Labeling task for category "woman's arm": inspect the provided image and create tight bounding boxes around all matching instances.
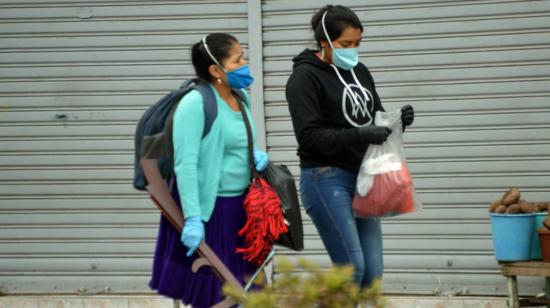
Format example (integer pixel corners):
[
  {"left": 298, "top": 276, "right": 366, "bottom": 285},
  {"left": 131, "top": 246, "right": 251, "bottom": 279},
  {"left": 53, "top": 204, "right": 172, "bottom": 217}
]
[
  {"left": 286, "top": 70, "right": 360, "bottom": 158},
  {"left": 172, "top": 90, "right": 204, "bottom": 219}
]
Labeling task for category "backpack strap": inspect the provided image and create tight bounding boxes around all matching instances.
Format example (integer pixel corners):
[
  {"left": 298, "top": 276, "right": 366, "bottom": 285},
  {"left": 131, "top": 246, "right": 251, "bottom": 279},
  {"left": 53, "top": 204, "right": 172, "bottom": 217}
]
[
  {"left": 179, "top": 78, "right": 201, "bottom": 90},
  {"left": 180, "top": 82, "right": 242, "bottom": 139},
  {"left": 195, "top": 82, "right": 218, "bottom": 139}
]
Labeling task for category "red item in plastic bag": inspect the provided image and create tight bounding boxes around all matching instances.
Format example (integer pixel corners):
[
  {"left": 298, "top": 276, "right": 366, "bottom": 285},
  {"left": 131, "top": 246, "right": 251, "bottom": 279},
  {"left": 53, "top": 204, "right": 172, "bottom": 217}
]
[{"left": 353, "top": 164, "right": 416, "bottom": 217}]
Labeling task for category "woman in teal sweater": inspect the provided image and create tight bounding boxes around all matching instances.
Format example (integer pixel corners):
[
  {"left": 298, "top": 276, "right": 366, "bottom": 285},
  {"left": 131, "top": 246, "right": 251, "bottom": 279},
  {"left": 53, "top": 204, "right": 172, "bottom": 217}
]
[{"left": 149, "top": 33, "right": 268, "bottom": 308}]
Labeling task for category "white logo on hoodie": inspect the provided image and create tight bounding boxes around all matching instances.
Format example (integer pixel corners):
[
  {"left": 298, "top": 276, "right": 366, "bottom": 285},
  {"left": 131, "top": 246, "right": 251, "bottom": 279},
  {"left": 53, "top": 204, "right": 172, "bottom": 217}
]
[
  {"left": 329, "top": 64, "right": 375, "bottom": 127},
  {"left": 342, "top": 83, "right": 374, "bottom": 127}
]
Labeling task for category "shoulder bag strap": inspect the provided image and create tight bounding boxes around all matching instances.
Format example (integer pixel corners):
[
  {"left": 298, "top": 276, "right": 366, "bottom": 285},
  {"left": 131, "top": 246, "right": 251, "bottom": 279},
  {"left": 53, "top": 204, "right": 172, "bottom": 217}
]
[{"left": 235, "top": 92, "right": 260, "bottom": 181}]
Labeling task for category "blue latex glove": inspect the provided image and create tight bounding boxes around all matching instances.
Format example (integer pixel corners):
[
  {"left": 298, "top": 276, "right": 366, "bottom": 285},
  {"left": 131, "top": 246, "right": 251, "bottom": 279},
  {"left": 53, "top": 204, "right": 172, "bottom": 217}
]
[
  {"left": 253, "top": 149, "right": 269, "bottom": 172},
  {"left": 181, "top": 216, "right": 204, "bottom": 257}
]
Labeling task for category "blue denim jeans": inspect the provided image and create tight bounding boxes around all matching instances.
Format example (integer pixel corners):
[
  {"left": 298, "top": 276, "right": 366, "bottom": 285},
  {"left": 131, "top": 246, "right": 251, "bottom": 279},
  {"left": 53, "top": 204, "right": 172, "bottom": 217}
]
[{"left": 300, "top": 166, "right": 383, "bottom": 288}]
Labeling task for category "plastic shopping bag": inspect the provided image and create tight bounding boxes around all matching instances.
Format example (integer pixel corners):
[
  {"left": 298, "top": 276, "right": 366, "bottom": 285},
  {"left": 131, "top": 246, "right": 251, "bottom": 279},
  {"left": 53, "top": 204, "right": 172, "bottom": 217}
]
[
  {"left": 262, "top": 163, "right": 304, "bottom": 251},
  {"left": 352, "top": 109, "right": 421, "bottom": 217}
]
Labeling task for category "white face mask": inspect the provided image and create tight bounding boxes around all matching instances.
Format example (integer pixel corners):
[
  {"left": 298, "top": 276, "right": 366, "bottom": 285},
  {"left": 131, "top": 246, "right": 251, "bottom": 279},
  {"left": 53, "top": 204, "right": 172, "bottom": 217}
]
[
  {"left": 319, "top": 12, "right": 373, "bottom": 126},
  {"left": 321, "top": 11, "right": 359, "bottom": 70}
]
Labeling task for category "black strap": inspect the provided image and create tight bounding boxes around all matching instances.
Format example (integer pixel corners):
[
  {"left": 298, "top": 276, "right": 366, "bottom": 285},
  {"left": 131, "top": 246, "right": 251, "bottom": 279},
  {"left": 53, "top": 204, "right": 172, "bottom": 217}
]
[
  {"left": 195, "top": 82, "right": 218, "bottom": 138},
  {"left": 235, "top": 91, "right": 260, "bottom": 180}
]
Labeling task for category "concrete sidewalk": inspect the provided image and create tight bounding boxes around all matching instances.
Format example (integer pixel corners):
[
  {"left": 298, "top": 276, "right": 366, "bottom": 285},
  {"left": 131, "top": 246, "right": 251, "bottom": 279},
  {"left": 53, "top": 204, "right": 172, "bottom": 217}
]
[{"left": 0, "top": 295, "right": 510, "bottom": 308}]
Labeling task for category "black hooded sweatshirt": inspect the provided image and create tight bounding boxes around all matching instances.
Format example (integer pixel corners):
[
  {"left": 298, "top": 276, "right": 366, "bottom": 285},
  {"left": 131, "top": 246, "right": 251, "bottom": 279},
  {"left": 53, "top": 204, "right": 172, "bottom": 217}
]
[{"left": 286, "top": 49, "right": 385, "bottom": 173}]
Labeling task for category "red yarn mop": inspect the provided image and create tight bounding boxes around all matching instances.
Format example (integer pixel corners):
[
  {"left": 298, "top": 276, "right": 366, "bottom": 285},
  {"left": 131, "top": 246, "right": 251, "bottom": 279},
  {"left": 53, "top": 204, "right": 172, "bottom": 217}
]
[{"left": 237, "top": 177, "right": 288, "bottom": 265}]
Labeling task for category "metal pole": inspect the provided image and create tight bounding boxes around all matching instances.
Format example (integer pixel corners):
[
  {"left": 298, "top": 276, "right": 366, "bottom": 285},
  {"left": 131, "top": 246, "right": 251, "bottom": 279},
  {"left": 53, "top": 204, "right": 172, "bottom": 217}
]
[{"left": 247, "top": 0, "right": 267, "bottom": 150}]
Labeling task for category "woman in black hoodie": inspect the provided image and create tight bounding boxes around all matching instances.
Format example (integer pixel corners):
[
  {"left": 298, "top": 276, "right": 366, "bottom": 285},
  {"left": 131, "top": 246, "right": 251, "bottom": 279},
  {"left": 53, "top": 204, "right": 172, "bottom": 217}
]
[{"left": 285, "top": 5, "right": 414, "bottom": 288}]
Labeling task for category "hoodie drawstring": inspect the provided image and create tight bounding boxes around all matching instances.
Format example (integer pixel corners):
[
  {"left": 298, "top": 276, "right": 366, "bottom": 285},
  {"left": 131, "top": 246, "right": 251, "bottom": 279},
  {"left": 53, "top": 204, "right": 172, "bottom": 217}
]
[{"left": 330, "top": 64, "right": 374, "bottom": 125}]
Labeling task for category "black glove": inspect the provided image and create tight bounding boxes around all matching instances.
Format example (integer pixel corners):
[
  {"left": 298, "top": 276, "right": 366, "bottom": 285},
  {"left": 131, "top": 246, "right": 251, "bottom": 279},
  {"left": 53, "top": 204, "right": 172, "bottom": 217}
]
[
  {"left": 401, "top": 105, "right": 414, "bottom": 128},
  {"left": 357, "top": 125, "right": 392, "bottom": 145}
]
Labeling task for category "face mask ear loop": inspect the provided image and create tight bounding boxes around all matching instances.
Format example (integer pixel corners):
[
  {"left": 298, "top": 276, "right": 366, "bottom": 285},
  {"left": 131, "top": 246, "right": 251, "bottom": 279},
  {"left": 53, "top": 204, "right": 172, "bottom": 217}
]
[
  {"left": 321, "top": 11, "right": 335, "bottom": 50},
  {"left": 202, "top": 37, "right": 226, "bottom": 72}
]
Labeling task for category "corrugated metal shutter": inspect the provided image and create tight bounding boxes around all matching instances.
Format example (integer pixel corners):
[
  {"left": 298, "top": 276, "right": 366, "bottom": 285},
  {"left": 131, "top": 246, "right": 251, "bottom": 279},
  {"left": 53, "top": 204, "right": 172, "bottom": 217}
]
[
  {"left": 263, "top": 0, "right": 550, "bottom": 295},
  {"left": 0, "top": 0, "right": 248, "bottom": 293}
]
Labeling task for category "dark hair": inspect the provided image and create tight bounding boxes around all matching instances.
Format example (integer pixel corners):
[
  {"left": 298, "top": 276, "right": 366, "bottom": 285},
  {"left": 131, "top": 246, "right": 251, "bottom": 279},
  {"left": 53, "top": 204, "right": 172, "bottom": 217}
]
[
  {"left": 191, "top": 33, "right": 238, "bottom": 81},
  {"left": 311, "top": 5, "right": 363, "bottom": 48}
]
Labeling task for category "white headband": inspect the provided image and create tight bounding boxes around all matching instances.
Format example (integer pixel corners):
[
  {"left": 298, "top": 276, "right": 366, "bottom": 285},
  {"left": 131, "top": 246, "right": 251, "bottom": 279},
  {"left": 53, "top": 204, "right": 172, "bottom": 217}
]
[{"left": 201, "top": 37, "right": 223, "bottom": 67}]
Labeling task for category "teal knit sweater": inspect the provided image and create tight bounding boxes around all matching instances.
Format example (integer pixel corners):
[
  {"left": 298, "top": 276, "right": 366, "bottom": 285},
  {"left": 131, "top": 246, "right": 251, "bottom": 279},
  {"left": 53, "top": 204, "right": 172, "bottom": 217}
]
[{"left": 172, "top": 85, "right": 256, "bottom": 221}]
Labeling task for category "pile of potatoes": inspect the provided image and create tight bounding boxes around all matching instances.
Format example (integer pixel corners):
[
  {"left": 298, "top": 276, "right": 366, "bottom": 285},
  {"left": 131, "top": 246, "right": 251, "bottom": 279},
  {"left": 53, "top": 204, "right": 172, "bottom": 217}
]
[{"left": 489, "top": 188, "right": 550, "bottom": 214}]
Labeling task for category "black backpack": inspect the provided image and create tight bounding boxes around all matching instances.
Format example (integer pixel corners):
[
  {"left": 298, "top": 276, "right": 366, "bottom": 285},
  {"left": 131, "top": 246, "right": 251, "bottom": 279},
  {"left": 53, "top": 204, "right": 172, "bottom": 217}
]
[{"left": 133, "top": 79, "right": 246, "bottom": 191}]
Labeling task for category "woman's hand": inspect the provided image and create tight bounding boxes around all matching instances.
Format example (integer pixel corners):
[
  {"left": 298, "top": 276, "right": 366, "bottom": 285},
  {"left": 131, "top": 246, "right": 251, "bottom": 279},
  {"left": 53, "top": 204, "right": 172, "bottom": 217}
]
[
  {"left": 401, "top": 105, "right": 414, "bottom": 128},
  {"left": 253, "top": 149, "right": 269, "bottom": 171},
  {"left": 357, "top": 125, "right": 392, "bottom": 145},
  {"left": 181, "top": 216, "right": 204, "bottom": 257}
]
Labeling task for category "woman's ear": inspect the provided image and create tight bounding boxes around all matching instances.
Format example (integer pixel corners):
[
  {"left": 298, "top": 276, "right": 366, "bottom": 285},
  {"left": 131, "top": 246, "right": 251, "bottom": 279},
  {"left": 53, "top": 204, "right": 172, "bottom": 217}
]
[
  {"left": 208, "top": 64, "right": 224, "bottom": 80},
  {"left": 319, "top": 40, "right": 332, "bottom": 62},
  {"left": 320, "top": 39, "right": 330, "bottom": 50}
]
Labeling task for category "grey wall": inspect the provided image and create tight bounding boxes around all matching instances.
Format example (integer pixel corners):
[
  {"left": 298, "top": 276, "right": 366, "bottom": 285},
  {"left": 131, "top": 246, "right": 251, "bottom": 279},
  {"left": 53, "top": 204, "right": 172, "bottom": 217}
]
[
  {"left": 0, "top": 0, "right": 248, "bottom": 294},
  {"left": 1, "top": 0, "right": 549, "bottom": 296}
]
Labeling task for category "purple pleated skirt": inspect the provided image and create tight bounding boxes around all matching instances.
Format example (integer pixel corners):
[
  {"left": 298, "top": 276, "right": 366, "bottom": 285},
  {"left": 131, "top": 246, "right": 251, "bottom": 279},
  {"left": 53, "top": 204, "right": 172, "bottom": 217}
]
[{"left": 148, "top": 184, "right": 257, "bottom": 308}]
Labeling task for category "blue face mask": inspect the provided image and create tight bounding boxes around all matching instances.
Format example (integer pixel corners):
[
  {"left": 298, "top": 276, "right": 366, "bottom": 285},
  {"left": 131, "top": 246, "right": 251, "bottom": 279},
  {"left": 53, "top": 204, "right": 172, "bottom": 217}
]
[
  {"left": 201, "top": 37, "right": 254, "bottom": 89},
  {"left": 331, "top": 47, "right": 359, "bottom": 71},
  {"left": 321, "top": 11, "right": 360, "bottom": 70},
  {"left": 226, "top": 64, "right": 254, "bottom": 89}
]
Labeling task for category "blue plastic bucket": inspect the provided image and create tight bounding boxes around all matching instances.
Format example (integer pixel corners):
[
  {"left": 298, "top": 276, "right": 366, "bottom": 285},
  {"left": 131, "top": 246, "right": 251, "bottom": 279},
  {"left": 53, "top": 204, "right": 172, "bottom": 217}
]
[
  {"left": 490, "top": 213, "right": 535, "bottom": 261},
  {"left": 531, "top": 212, "right": 548, "bottom": 260}
]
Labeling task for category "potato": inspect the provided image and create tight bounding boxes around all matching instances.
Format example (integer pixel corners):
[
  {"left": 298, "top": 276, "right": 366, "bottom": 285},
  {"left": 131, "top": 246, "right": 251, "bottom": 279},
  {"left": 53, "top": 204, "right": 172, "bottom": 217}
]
[
  {"left": 489, "top": 200, "right": 501, "bottom": 213},
  {"left": 495, "top": 205, "right": 508, "bottom": 214},
  {"left": 519, "top": 200, "right": 535, "bottom": 214},
  {"left": 501, "top": 188, "right": 520, "bottom": 205},
  {"left": 535, "top": 202, "right": 548, "bottom": 212},
  {"left": 505, "top": 204, "right": 520, "bottom": 214}
]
